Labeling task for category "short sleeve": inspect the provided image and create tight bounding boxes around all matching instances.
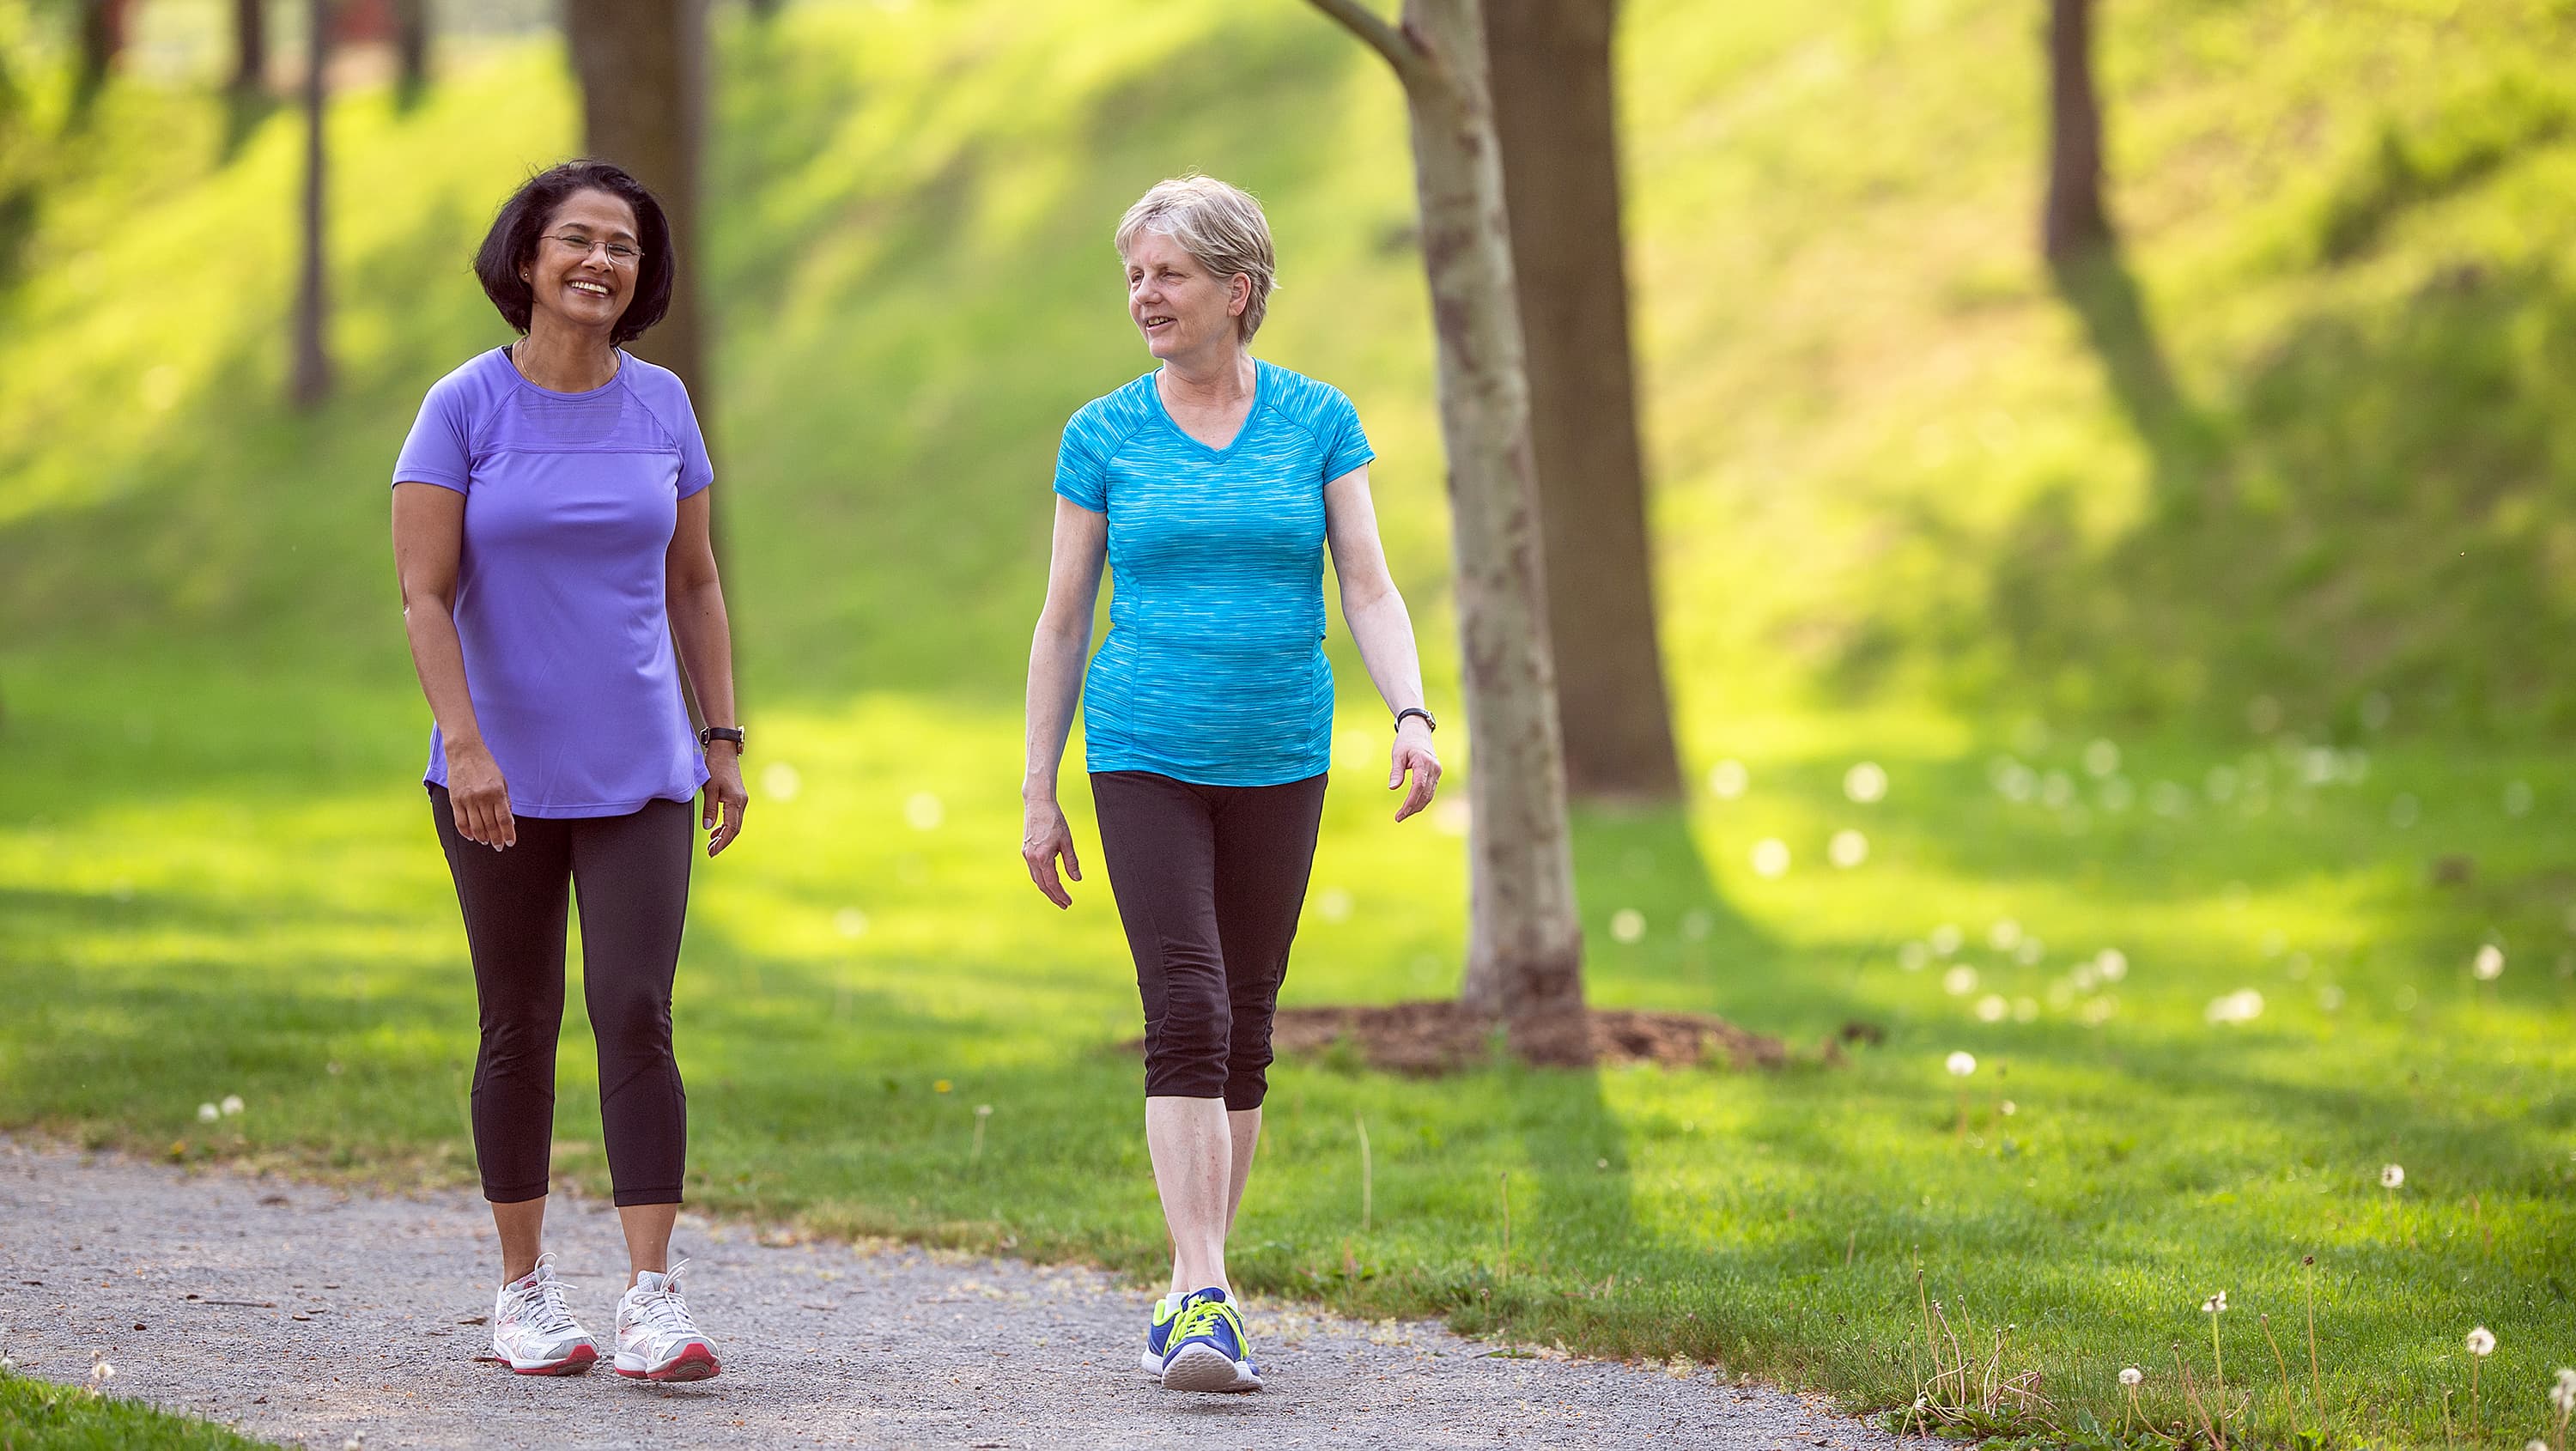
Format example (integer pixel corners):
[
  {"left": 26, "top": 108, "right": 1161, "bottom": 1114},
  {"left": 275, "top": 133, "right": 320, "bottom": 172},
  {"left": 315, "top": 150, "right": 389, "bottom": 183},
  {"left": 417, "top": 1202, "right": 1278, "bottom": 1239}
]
[
  {"left": 1321, "top": 388, "right": 1375, "bottom": 484},
  {"left": 1053, "top": 411, "right": 1109, "bottom": 513},
  {"left": 392, "top": 380, "right": 474, "bottom": 494},
  {"left": 668, "top": 384, "right": 716, "bottom": 500}
]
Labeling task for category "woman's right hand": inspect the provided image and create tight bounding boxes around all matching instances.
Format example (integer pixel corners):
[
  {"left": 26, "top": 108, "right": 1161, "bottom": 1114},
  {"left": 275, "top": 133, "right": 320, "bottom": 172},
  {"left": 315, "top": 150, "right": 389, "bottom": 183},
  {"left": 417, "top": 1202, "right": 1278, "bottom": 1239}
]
[
  {"left": 447, "top": 742, "right": 518, "bottom": 850},
  {"left": 1021, "top": 795, "right": 1081, "bottom": 908}
]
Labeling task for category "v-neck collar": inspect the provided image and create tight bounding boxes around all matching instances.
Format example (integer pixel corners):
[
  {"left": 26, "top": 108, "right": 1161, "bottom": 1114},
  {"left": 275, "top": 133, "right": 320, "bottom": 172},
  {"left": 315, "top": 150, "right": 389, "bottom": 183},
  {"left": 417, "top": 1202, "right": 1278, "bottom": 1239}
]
[{"left": 1148, "top": 359, "right": 1265, "bottom": 458}]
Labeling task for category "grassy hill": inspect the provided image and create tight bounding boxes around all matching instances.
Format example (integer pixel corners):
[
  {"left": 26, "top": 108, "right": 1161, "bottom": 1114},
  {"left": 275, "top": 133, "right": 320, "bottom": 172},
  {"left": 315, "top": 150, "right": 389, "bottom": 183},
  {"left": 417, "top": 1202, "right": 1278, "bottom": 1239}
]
[{"left": 4, "top": 0, "right": 2575, "bottom": 1438}]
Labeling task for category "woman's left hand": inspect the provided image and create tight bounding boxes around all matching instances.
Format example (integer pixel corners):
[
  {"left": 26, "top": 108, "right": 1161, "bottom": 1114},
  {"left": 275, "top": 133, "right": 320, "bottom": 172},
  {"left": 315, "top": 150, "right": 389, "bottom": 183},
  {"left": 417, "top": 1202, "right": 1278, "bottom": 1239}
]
[
  {"left": 703, "top": 746, "right": 749, "bottom": 856},
  {"left": 1390, "top": 719, "right": 1441, "bottom": 823}
]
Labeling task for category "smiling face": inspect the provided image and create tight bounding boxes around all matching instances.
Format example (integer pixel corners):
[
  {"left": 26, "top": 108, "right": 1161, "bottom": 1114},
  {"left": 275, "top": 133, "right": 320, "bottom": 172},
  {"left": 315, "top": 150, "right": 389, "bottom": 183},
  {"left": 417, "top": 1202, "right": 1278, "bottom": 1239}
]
[
  {"left": 520, "top": 188, "right": 641, "bottom": 338},
  {"left": 1124, "top": 230, "right": 1249, "bottom": 363}
]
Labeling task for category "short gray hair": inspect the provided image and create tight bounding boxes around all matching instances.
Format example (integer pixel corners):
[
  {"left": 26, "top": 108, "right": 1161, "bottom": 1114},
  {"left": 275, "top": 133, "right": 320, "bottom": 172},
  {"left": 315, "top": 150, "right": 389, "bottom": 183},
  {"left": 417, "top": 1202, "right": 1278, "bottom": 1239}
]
[{"left": 1115, "top": 175, "right": 1277, "bottom": 342}]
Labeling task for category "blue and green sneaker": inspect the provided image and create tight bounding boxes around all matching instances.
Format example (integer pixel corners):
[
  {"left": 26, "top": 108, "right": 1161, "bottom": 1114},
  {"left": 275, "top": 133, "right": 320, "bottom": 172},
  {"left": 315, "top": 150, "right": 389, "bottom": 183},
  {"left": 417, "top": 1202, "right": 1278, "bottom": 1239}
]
[
  {"left": 1139, "top": 1292, "right": 1185, "bottom": 1376},
  {"left": 1155, "top": 1286, "right": 1261, "bottom": 1393}
]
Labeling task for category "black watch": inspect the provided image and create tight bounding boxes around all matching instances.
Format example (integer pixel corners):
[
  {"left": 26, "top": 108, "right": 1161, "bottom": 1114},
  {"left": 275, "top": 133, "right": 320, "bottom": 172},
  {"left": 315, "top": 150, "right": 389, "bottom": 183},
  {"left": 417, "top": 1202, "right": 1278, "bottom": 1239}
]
[
  {"left": 699, "top": 726, "right": 746, "bottom": 754},
  {"left": 1394, "top": 707, "right": 1437, "bottom": 733}
]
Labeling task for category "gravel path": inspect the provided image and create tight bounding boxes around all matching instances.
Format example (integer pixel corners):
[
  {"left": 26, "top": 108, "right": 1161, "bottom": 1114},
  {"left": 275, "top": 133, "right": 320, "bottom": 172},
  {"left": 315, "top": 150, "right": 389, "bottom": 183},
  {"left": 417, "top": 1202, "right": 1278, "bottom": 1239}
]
[{"left": 0, "top": 1139, "right": 1886, "bottom": 1449}]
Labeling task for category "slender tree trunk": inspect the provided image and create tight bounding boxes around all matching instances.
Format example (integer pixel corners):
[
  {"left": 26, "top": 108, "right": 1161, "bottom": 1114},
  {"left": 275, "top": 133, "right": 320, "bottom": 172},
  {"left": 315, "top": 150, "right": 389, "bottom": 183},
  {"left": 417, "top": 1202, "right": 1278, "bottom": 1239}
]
[
  {"left": 392, "top": 0, "right": 430, "bottom": 100},
  {"left": 76, "top": 0, "right": 133, "bottom": 100},
  {"left": 563, "top": 0, "right": 713, "bottom": 418},
  {"left": 1304, "top": 0, "right": 1589, "bottom": 1066},
  {"left": 289, "top": 0, "right": 333, "bottom": 409},
  {"left": 231, "top": 0, "right": 270, "bottom": 94},
  {"left": 2042, "top": 0, "right": 2111, "bottom": 263},
  {"left": 1482, "top": 0, "right": 1679, "bottom": 803}
]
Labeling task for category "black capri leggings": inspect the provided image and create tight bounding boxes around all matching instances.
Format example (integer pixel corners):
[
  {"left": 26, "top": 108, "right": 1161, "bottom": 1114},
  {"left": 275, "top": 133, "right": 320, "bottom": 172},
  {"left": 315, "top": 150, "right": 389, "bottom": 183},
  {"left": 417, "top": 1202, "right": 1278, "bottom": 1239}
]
[
  {"left": 430, "top": 784, "right": 693, "bottom": 1206},
  {"left": 1090, "top": 769, "right": 1327, "bottom": 1110}
]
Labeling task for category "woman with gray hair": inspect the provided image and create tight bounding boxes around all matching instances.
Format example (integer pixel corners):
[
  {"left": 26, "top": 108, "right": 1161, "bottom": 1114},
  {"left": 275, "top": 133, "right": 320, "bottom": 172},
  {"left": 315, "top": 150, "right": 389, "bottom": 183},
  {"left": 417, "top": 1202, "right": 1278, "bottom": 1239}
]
[{"left": 1021, "top": 174, "right": 1442, "bottom": 1393}]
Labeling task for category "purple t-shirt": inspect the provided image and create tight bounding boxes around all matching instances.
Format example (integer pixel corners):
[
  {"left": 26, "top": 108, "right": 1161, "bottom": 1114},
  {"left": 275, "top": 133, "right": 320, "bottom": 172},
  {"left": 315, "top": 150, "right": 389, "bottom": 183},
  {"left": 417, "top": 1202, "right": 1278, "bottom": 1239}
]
[{"left": 392, "top": 348, "right": 714, "bottom": 818}]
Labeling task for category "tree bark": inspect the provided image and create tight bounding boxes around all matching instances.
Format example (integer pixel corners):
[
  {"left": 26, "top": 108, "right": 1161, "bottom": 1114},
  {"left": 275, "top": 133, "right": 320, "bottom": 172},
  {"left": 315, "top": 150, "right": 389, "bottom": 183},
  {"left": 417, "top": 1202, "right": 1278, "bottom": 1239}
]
[
  {"left": 1304, "top": 0, "right": 1589, "bottom": 1066},
  {"left": 231, "top": 0, "right": 269, "bottom": 94},
  {"left": 392, "top": 0, "right": 430, "bottom": 100},
  {"left": 1482, "top": 0, "right": 1679, "bottom": 803},
  {"left": 289, "top": 0, "right": 333, "bottom": 410},
  {"left": 76, "top": 0, "right": 134, "bottom": 100},
  {"left": 2042, "top": 0, "right": 2112, "bottom": 263}
]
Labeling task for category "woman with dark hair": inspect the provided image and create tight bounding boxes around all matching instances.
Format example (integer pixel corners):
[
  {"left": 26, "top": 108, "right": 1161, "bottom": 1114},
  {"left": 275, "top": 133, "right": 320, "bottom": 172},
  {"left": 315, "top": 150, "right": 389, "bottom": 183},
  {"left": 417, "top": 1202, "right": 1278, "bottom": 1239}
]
[{"left": 391, "top": 160, "right": 743, "bottom": 1383}]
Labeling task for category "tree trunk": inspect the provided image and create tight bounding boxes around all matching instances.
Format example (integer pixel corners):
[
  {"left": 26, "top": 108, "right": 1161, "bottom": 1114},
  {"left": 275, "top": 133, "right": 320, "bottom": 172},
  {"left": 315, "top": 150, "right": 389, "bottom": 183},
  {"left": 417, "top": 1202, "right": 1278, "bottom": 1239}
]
[
  {"left": 2042, "top": 0, "right": 2111, "bottom": 263},
  {"left": 231, "top": 0, "right": 269, "bottom": 94},
  {"left": 1482, "top": 0, "right": 1679, "bottom": 803},
  {"left": 289, "top": 0, "right": 333, "bottom": 410},
  {"left": 392, "top": 0, "right": 430, "bottom": 100},
  {"left": 1305, "top": 0, "right": 1589, "bottom": 1066},
  {"left": 76, "top": 0, "right": 134, "bottom": 100},
  {"left": 563, "top": 0, "right": 713, "bottom": 417}
]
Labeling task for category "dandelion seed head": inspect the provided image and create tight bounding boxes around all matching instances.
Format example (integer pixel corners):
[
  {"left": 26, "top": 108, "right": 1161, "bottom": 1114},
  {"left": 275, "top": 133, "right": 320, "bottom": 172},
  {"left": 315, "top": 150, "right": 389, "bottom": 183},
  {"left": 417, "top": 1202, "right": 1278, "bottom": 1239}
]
[
  {"left": 197, "top": 1102, "right": 219, "bottom": 1123},
  {"left": 2203, "top": 988, "right": 2264, "bottom": 1025},
  {"left": 2120, "top": 1366, "right": 2142, "bottom": 1386},
  {"left": 1708, "top": 759, "right": 1749, "bottom": 800},
  {"left": 1975, "top": 994, "right": 2008, "bottom": 1023},
  {"left": 1989, "top": 918, "right": 2023, "bottom": 951},
  {"left": 1844, "top": 762, "right": 1889, "bottom": 804},
  {"left": 220, "top": 1095, "right": 243, "bottom": 1117},
  {"left": 90, "top": 1358, "right": 114, "bottom": 1383},
  {"left": 2473, "top": 944, "right": 2505, "bottom": 981},
  {"left": 2095, "top": 948, "right": 2128, "bottom": 981},
  {"left": 1609, "top": 908, "right": 1646, "bottom": 944},
  {"left": 1827, "top": 829, "right": 1869, "bottom": 868},
  {"left": 1945, "top": 1051, "right": 1976, "bottom": 1078},
  {"left": 1316, "top": 887, "right": 1354, "bottom": 923},
  {"left": 760, "top": 762, "right": 802, "bottom": 802},
  {"left": 1942, "top": 965, "right": 1979, "bottom": 996},
  {"left": 1899, "top": 941, "right": 1929, "bottom": 972},
  {"left": 1929, "top": 924, "right": 1963, "bottom": 956},
  {"left": 2466, "top": 1326, "right": 2495, "bottom": 1357},
  {"left": 1750, "top": 838, "right": 1791, "bottom": 878},
  {"left": 2202, "top": 1291, "right": 2227, "bottom": 1314},
  {"left": 2380, "top": 1163, "right": 2405, "bottom": 1190}
]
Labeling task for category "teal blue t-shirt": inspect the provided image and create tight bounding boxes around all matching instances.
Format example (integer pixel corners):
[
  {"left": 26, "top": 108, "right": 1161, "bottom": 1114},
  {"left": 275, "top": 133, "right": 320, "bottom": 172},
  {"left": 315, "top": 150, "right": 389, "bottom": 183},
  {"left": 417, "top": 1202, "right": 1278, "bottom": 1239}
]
[{"left": 1054, "top": 360, "right": 1376, "bottom": 786}]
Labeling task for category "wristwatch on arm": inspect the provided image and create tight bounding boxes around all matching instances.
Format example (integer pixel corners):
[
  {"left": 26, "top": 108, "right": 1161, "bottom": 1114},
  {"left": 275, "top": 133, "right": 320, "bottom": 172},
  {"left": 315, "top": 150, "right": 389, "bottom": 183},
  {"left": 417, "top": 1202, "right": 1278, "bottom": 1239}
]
[
  {"left": 1394, "top": 707, "right": 1436, "bottom": 733},
  {"left": 698, "top": 726, "right": 746, "bottom": 755}
]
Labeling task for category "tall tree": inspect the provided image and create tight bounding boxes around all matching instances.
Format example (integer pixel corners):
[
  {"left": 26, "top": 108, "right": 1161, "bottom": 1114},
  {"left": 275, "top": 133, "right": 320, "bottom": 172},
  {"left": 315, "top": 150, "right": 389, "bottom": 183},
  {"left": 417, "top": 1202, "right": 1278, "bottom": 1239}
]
[
  {"left": 75, "top": 0, "right": 135, "bottom": 102},
  {"left": 392, "top": 0, "right": 429, "bottom": 101},
  {"left": 289, "top": 0, "right": 333, "bottom": 409},
  {"left": 562, "top": 0, "right": 713, "bottom": 416},
  {"left": 231, "top": 0, "right": 269, "bottom": 95},
  {"left": 2042, "top": 0, "right": 2111, "bottom": 263},
  {"left": 1303, "top": 0, "right": 1590, "bottom": 1067},
  {"left": 1481, "top": 0, "right": 1680, "bottom": 804}
]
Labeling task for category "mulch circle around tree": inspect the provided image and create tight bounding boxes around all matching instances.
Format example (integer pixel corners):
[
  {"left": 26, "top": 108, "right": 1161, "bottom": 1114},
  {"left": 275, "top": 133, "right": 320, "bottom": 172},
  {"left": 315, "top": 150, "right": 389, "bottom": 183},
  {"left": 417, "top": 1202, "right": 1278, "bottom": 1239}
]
[{"left": 1273, "top": 1001, "right": 1800, "bottom": 1076}]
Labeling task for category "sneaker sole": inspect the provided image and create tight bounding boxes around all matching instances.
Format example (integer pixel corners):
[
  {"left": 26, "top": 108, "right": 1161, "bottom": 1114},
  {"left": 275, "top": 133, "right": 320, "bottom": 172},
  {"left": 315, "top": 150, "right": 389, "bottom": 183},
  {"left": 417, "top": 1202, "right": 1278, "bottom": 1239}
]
[
  {"left": 1159, "top": 1342, "right": 1258, "bottom": 1393},
  {"left": 504, "top": 1344, "right": 598, "bottom": 1376},
  {"left": 615, "top": 1343, "right": 721, "bottom": 1382},
  {"left": 1138, "top": 1350, "right": 1167, "bottom": 1377}
]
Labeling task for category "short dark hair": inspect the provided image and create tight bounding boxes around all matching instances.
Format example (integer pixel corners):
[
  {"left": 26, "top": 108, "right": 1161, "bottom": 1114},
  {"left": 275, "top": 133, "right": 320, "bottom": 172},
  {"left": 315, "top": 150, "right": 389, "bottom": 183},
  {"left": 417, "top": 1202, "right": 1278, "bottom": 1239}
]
[{"left": 473, "top": 161, "right": 675, "bottom": 345}]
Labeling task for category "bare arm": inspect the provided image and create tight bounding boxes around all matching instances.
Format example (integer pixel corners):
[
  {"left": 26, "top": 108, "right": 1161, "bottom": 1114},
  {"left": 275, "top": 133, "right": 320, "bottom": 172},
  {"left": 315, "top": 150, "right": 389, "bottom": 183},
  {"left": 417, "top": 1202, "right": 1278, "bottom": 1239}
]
[
  {"left": 1325, "top": 464, "right": 1441, "bottom": 821},
  {"left": 666, "top": 489, "right": 747, "bottom": 857},
  {"left": 1021, "top": 497, "right": 1109, "bottom": 907},
  {"left": 392, "top": 481, "right": 515, "bottom": 849}
]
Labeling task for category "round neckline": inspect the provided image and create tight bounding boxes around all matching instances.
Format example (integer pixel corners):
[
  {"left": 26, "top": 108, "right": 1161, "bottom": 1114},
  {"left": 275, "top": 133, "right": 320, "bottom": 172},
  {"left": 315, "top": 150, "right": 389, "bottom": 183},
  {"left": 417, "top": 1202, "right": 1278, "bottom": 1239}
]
[
  {"left": 500, "top": 343, "right": 625, "bottom": 400},
  {"left": 1148, "top": 357, "right": 1264, "bottom": 457}
]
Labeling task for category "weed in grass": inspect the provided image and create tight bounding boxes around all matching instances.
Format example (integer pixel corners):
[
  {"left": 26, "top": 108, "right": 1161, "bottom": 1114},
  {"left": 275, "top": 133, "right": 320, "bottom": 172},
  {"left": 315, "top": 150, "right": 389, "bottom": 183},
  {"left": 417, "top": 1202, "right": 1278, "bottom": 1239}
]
[
  {"left": 2466, "top": 1327, "right": 2495, "bottom": 1434},
  {"left": 1353, "top": 1111, "right": 1371, "bottom": 1234},
  {"left": 2552, "top": 1367, "right": 2576, "bottom": 1451},
  {"left": 2118, "top": 1365, "right": 2143, "bottom": 1438},
  {"left": 2303, "top": 1254, "right": 2323, "bottom": 1426},
  {"left": 970, "top": 1103, "right": 990, "bottom": 1167},
  {"left": 1947, "top": 1049, "right": 1976, "bottom": 1137},
  {"left": 2202, "top": 1292, "right": 2229, "bottom": 1422},
  {"left": 2259, "top": 1312, "right": 2294, "bottom": 1432}
]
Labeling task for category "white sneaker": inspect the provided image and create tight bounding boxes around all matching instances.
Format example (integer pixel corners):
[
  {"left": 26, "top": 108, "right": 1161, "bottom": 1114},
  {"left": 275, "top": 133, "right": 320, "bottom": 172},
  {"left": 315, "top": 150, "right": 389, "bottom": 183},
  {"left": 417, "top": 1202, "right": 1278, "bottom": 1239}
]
[
  {"left": 613, "top": 1259, "right": 721, "bottom": 1382},
  {"left": 489, "top": 1252, "right": 598, "bottom": 1375}
]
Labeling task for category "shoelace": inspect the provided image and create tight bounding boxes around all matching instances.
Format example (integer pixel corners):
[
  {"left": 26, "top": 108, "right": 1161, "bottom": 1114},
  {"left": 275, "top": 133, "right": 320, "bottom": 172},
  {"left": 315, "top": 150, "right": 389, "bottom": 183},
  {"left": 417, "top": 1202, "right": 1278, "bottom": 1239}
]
[
  {"left": 629, "top": 1259, "right": 699, "bottom": 1338},
  {"left": 1171, "top": 1296, "right": 1240, "bottom": 1349},
  {"left": 511, "top": 1254, "right": 580, "bottom": 1337}
]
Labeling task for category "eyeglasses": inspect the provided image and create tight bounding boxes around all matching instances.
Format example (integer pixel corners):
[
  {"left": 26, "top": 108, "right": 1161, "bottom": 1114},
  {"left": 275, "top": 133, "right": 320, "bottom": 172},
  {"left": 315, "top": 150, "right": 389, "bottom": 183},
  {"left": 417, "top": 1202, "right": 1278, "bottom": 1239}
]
[{"left": 540, "top": 233, "right": 644, "bottom": 266}]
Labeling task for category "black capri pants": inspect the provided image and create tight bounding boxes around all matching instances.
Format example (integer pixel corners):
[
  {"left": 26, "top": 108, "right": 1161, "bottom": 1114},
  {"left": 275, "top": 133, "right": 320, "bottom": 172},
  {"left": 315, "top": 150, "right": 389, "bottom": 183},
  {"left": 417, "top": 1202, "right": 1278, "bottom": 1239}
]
[
  {"left": 430, "top": 784, "right": 693, "bottom": 1206},
  {"left": 1090, "top": 769, "right": 1327, "bottom": 1110}
]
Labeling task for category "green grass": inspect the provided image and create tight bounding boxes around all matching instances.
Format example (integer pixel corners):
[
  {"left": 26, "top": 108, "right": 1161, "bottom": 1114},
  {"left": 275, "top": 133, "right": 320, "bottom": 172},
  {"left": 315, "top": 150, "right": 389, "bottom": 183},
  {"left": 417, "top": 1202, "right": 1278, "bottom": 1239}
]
[
  {"left": 0, "top": 1369, "right": 276, "bottom": 1450},
  {"left": 4, "top": 0, "right": 2576, "bottom": 1443}
]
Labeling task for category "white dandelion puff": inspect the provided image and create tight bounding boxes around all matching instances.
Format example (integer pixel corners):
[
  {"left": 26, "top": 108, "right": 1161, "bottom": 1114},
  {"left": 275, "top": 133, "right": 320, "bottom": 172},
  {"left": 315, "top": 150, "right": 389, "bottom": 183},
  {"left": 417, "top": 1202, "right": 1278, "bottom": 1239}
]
[
  {"left": 2473, "top": 944, "right": 2504, "bottom": 981},
  {"left": 1750, "top": 839, "right": 1791, "bottom": 878},
  {"left": 2467, "top": 1327, "right": 2496, "bottom": 1357},
  {"left": 2119, "top": 1366, "right": 2142, "bottom": 1387},
  {"left": 1989, "top": 918, "right": 2023, "bottom": 951},
  {"left": 1929, "top": 924, "right": 1964, "bottom": 956},
  {"left": 1975, "top": 994, "right": 2008, "bottom": 1023},
  {"left": 1946, "top": 1051, "right": 1976, "bottom": 1078},
  {"left": 2095, "top": 948, "right": 2128, "bottom": 981},
  {"left": 1708, "top": 760, "right": 1749, "bottom": 800},
  {"left": 760, "top": 762, "right": 802, "bottom": 802},
  {"left": 220, "top": 1095, "right": 244, "bottom": 1117},
  {"left": 1843, "top": 762, "right": 1889, "bottom": 804},
  {"left": 2202, "top": 1291, "right": 2227, "bottom": 1314},
  {"left": 1898, "top": 942, "right": 1930, "bottom": 972},
  {"left": 1609, "top": 908, "right": 1646, "bottom": 944},
  {"left": 1942, "top": 965, "right": 1979, "bottom": 996},
  {"left": 1827, "top": 829, "right": 1868, "bottom": 868},
  {"left": 2380, "top": 1163, "right": 2405, "bottom": 1190},
  {"left": 197, "top": 1102, "right": 220, "bottom": 1123}
]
